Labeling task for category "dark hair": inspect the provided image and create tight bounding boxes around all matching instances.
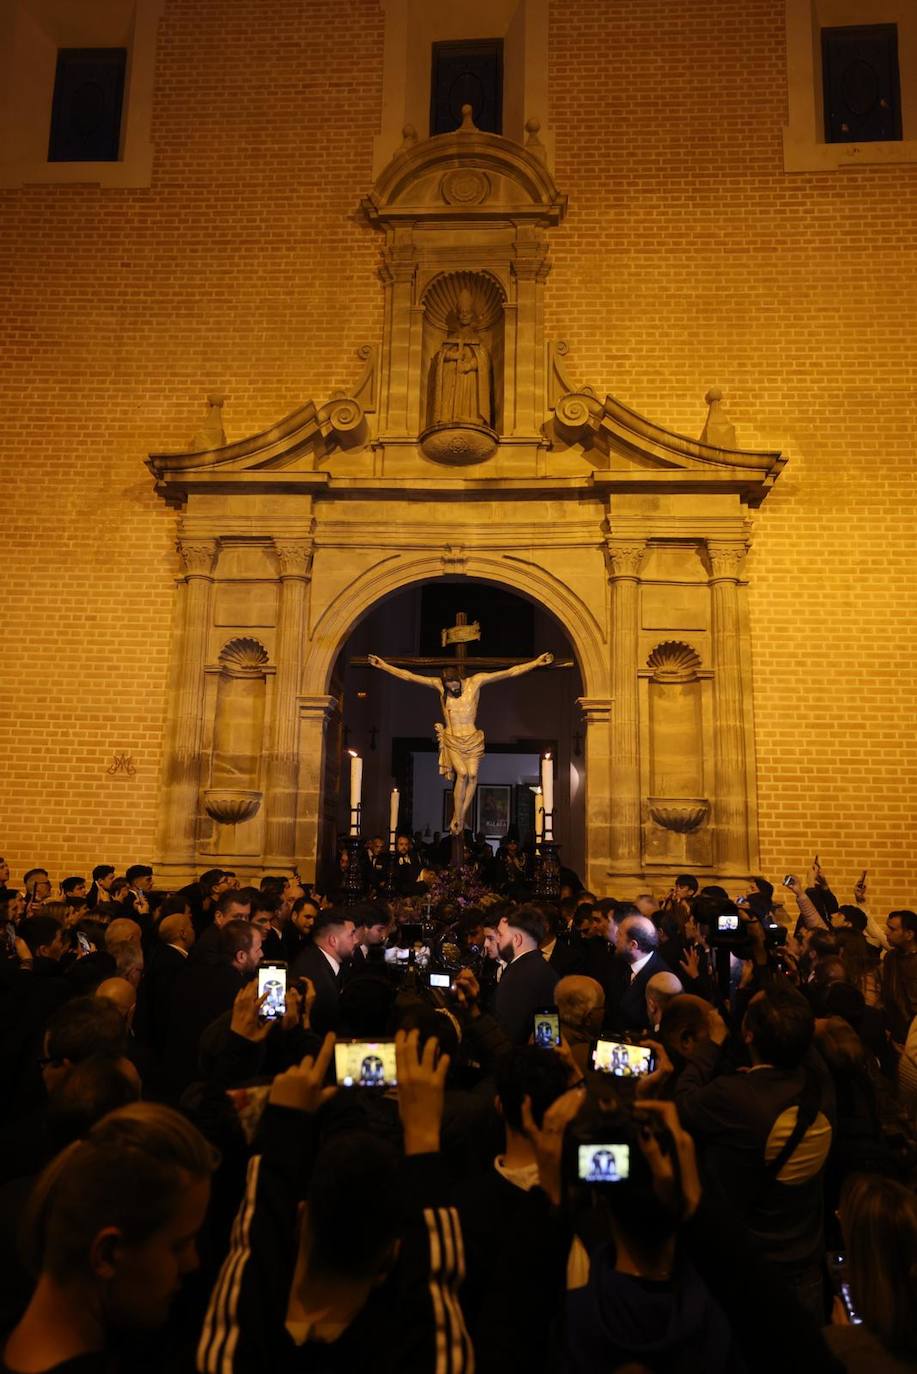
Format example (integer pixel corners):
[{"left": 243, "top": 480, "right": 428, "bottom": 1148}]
[
  {"left": 504, "top": 905, "right": 547, "bottom": 945},
  {"left": 395, "top": 1003, "right": 459, "bottom": 1064},
  {"left": 61, "top": 877, "right": 86, "bottom": 895},
  {"left": 675, "top": 874, "right": 698, "bottom": 893},
  {"left": 24, "top": 868, "right": 49, "bottom": 886},
  {"left": 495, "top": 1046, "right": 570, "bottom": 1132},
  {"left": 91, "top": 865, "right": 114, "bottom": 883},
  {"left": 259, "top": 875, "right": 286, "bottom": 896},
  {"left": 250, "top": 890, "right": 282, "bottom": 918},
  {"left": 29, "top": 1103, "right": 214, "bottom": 1282},
  {"left": 313, "top": 909, "right": 356, "bottom": 940},
  {"left": 125, "top": 865, "right": 152, "bottom": 884},
  {"left": 841, "top": 1175, "right": 917, "bottom": 1357},
  {"left": 158, "top": 893, "right": 191, "bottom": 919},
  {"left": 45, "top": 996, "right": 126, "bottom": 1064},
  {"left": 613, "top": 901, "right": 640, "bottom": 923},
  {"left": 21, "top": 914, "right": 62, "bottom": 956},
  {"left": 889, "top": 910, "right": 917, "bottom": 937},
  {"left": 836, "top": 905, "right": 867, "bottom": 934},
  {"left": 809, "top": 931, "right": 841, "bottom": 960},
  {"left": 699, "top": 885, "right": 728, "bottom": 900},
  {"left": 751, "top": 876, "right": 775, "bottom": 905},
  {"left": 744, "top": 984, "right": 813, "bottom": 1069},
  {"left": 307, "top": 1133, "right": 400, "bottom": 1280},
  {"left": 217, "top": 919, "right": 257, "bottom": 961},
  {"left": 216, "top": 887, "right": 253, "bottom": 917},
  {"left": 46, "top": 1054, "right": 140, "bottom": 1151},
  {"left": 292, "top": 895, "right": 320, "bottom": 917},
  {"left": 659, "top": 995, "right": 709, "bottom": 1048},
  {"left": 199, "top": 868, "right": 225, "bottom": 894}
]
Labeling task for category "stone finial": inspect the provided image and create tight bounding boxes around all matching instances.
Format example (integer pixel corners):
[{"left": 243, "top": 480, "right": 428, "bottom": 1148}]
[
  {"left": 458, "top": 104, "right": 478, "bottom": 132},
  {"left": 700, "top": 387, "right": 737, "bottom": 449},
  {"left": 190, "top": 394, "right": 226, "bottom": 451},
  {"left": 525, "top": 116, "right": 547, "bottom": 163},
  {"left": 400, "top": 123, "right": 418, "bottom": 150}
]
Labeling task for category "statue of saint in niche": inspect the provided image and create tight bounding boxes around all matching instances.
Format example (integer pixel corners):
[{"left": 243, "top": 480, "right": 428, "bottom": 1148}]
[
  {"left": 429, "top": 288, "right": 493, "bottom": 428},
  {"left": 368, "top": 652, "right": 553, "bottom": 834}
]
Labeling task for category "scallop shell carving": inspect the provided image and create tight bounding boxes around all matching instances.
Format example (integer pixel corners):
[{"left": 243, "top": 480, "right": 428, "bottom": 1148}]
[
  {"left": 646, "top": 641, "right": 702, "bottom": 680},
  {"left": 219, "top": 637, "right": 269, "bottom": 673},
  {"left": 422, "top": 270, "right": 505, "bottom": 333}
]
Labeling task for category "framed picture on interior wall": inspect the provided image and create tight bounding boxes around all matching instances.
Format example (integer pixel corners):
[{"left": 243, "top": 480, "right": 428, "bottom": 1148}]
[{"left": 477, "top": 784, "right": 512, "bottom": 839}]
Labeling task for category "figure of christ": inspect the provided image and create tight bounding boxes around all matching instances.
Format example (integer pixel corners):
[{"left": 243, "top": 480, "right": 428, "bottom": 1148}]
[{"left": 367, "top": 652, "right": 554, "bottom": 834}]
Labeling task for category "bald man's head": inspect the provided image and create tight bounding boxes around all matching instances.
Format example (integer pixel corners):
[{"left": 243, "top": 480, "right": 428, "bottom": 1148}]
[
  {"left": 94, "top": 976, "right": 137, "bottom": 1026},
  {"left": 158, "top": 911, "right": 195, "bottom": 951},
  {"left": 615, "top": 914, "right": 659, "bottom": 964},
  {"left": 555, "top": 975, "right": 605, "bottom": 1037},
  {"left": 645, "top": 970, "right": 683, "bottom": 1027},
  {"left": 104, "top": 918, "right": 141, "bottom": 952}
]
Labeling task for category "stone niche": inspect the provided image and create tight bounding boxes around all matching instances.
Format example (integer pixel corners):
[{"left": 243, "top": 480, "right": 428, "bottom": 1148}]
[{"left": 147, "top": 113, "right": 785, "bottom": 890}]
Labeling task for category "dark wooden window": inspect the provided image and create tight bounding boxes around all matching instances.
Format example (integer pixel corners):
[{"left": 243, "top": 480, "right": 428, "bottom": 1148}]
[
  {"left": 822, "top": 24, "right": 902, "bottom": 143},
  {"left": 48, "top": 48, "right": 127, "bottom": 162},
  {"left": 430, "top": 39, "right": 503, "bottom": 136}
]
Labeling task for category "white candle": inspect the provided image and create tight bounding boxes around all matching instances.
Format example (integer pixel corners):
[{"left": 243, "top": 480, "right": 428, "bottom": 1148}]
[
  {"left": 541, "top": 754, "right": 554, "bottom": 838},
  {"left": 534, "top": 787, "right": 544, "bottom": 844},
  {"left": 389, "top": 787, "right": 400, "bottom": 845},
  {"left": 349, "top": 752, "right": 363, "bottom": 835}
]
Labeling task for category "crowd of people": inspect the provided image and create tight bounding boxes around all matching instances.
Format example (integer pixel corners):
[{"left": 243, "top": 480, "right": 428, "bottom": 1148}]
[{"left": 0, "top": 845, "right": 916, "bottom": 1373}]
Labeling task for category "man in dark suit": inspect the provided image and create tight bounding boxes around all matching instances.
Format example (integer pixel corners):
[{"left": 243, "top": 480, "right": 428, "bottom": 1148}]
[
  {"left": 494, "top": 906, "right": 559, "bottom": 1045},
  {"left": 134, "top": 910, "right": 196, "bottom": 1054},
  {"left": 164, "top": 919, "right": 262, "bottom": 1095},
  {"left": 289, "top": 909, "right": 358, "bottom": 1035},
  {"left": 611, "top": 914, "right": 669, "bottom": 1032}
]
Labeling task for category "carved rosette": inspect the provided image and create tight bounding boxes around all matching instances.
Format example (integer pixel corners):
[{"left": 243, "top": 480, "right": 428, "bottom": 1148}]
[
  {"left": 706, "top": 541, "right": 748, "bottom": 581},
  {"left": 177, "top": 538, "right": 218, "bottom": 578},
  {"left": 605, "top": 539, "right": 647, "bottom": 581},
  {"left": 274, "top": 539, "right": 314, "bottom": 580},
  {"left": 440, "top": 169, "right": 490, "bottom": 206}
]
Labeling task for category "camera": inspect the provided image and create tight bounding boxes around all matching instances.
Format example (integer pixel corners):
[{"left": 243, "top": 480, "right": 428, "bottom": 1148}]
[
  {"left": 533, "top": 1009, "right": 561, "bottom": 1048},
  {"left": 334, "top": 1039, "right": 397, "bottom": 1088},
  {"left": 257, "top": 963, "right": 288, "bottom": 1020},
  {"left": 592, "top": 1039, "right": 655, "bottom": 1077}
]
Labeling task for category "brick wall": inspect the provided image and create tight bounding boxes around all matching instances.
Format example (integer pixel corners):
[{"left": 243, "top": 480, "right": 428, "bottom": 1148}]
[
  {"left": 1, "top": 0, "right": 914, "bottom": 909},
  {"left": 545, "top": 0, "right": 917, "bottom": 908}
]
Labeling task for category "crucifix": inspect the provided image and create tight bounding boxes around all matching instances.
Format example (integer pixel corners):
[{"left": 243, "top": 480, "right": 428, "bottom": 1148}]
[{"left": 363, "top": 610, "right": 559, "bottom": 838}]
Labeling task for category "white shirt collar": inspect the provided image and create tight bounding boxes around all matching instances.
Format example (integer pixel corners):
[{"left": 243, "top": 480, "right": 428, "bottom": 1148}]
[
  {"left": 319, "top": 945, "right": 340, "bottom": 976},
  {"left": 630, "top": 950, "right": 654, "bottom": 978},
  {"left": 167, "top": 942, "right": 189, "bottom": 958}
]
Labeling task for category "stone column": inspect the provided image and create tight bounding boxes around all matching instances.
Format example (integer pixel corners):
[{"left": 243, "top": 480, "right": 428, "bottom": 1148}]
[
  {"left": 606, "top": 539, "right": 646, "bottom": 874},
  {"left": 707, "top": 540, "right": 749, "bottom": 873},
  {"left": 262, "top": 537, "right": 314, "bottom": 866},
  {"left": 158, "top": 538, "right": 218, "bottom": 869},
  {"left": 296, "top": 693, "right": 341, "bottom": 883},
  {"left": 510, "top": 234, "right": 549, "bottom": 436},
  {"left": 578, "top": 696, "right": 613, "bottom": 894},
  {"left": 379, "top": 249, "right": 416, "bottom": 435}
]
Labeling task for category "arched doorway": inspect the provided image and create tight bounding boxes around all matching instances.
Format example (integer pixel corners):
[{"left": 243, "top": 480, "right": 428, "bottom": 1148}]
[{"left": 318, "top": 577, "right": 586, "bottom": 883}]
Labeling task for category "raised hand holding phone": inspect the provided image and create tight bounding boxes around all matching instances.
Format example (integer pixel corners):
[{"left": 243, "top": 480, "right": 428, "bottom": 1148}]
[
  {"left": 520, "top": 1086, "right": 586, "bottom": 1205},
  {"left": 230, "top": 980, "right": 272, "bottom": 1043},
  {"left": 269, "top": 1033, "right": 337, "bottom": 1114}
]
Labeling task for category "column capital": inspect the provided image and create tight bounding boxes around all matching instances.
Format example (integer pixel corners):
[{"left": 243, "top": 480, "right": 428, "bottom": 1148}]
[
  {"left": 705, "top": 540, "right": 748, "bottom": 581},
  {"left": 273, "top": 537, "right": 314, "bottom": 580},
  {"left": 605, "top": 538, "right": 647, "bottom": 580},
  {"left": 577, "top": 695, "right": 613, "bottom": 725},
  {"left": 177, "top": 537, "right": 218, "bottom": 578}
]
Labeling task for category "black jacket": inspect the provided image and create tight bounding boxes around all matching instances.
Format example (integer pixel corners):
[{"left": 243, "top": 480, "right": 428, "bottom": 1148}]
[
  {"left": 289, "top": 943, "right": 342, "bottom": 1035},
  {"left": 494, "top": 949, "right": 559, "bottom": 1045},
  {"left": 195, "top": 1106, "right": 474, "bottom": 1374},
  {"left": 610, "top": 950, "right": 669, "bottom": 1032}
]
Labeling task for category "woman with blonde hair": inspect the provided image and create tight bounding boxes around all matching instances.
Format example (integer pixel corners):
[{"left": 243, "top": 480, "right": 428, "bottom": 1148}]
[
  {"left": 825, "top": 1173, "right": 917, "bottom": 1372},
  {"left": 2, "top": 1102, "right": 214, "bottom": 1374}
]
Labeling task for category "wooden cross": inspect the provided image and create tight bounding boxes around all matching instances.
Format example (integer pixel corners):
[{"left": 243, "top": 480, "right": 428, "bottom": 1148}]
[{"left": 350, "top": 608, "right": 575, "bottom": 670}]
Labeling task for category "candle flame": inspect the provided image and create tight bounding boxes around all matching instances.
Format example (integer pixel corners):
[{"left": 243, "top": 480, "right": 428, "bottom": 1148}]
[{"left": 348, "top": 749, "right": 359, "bottom": 757}]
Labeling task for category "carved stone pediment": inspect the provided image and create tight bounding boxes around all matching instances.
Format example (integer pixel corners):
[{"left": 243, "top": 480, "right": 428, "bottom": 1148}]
[{"left": 362, "top": 114, "right": 566, "bottom": 225}]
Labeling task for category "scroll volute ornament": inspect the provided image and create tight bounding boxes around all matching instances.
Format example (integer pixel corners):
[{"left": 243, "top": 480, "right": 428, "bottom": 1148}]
[
  {"left": 274, "top": 539, "right": 314, "bottom": 579},
  {"left": 177, "top": 538, "right": 218, "bottom": 577},
  {"left": 706, "top": 541, "right": 748, "bottom": 580},
  {"left": 605, "top": 539, "right": 647, "bottom": 580}
]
